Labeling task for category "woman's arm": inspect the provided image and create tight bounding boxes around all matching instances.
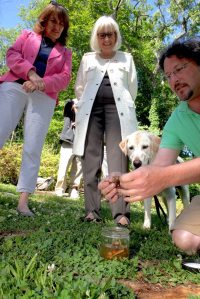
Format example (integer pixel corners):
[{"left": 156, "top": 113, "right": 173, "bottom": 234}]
[{"left": 6, "top": 30, "right": 36, "bottom": 81}]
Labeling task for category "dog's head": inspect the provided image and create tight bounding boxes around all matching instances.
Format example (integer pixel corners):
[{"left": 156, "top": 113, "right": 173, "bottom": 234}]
[{"left": 119, "top": 130, "right": 160, "bottom": 169}]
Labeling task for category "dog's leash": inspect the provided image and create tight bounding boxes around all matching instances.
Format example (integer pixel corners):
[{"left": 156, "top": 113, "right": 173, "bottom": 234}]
[{"left": 154, "top": 195, "right": 168, "bottom": 225}]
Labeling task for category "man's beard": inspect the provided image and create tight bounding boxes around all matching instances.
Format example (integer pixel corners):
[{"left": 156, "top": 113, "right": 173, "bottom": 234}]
[{"left": 179, "top": 89, "right": 193, "bottom": 101}]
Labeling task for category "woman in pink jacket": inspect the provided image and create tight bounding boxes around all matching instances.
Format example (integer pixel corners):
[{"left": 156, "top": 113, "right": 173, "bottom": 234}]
[{"left": 0, "top": 2, "right": 72, "bottom": 216}]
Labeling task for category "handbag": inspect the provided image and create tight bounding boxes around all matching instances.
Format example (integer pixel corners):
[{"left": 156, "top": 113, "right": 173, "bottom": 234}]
[{"left": 60, "top": 117, "right": 75, "bottom": 144}]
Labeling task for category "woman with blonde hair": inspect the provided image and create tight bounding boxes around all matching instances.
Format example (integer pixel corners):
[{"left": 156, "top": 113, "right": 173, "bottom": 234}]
[{"left": 73, "top": 16, "right": 138, "bottom": 225}]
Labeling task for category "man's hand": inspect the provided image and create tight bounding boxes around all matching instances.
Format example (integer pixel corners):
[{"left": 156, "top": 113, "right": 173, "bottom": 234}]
[
  {"left": 98, "top": 165, "right": 169, "bottom": 204},
  {"left": 118, "top": 165, "right": 167, "bottom": 202}
]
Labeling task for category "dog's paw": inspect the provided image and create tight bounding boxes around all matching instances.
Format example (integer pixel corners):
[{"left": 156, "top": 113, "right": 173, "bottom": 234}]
[{"left": 143, "top": 222, "right": 151, "bottom": 229}]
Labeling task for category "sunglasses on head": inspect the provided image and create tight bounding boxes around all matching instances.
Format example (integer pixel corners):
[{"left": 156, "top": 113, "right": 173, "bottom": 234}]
[
  {"left": 97, "top": 32, "right": 115, "bottom": 39},
  {"left": 49, "top": 1, "right": 68, "bottom": 13},
  {"left": 50, "top": 0, "right": 58, "bottom": 5},
  {"left": 49, "top": 1, "right": 65, "bottom": 8}
]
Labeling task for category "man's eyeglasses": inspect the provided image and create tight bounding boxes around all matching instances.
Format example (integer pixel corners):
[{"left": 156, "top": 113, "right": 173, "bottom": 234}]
[
  {"left": 97, "top": 32, "right": 116, "bottom": 39},
  {"left": 164, "top": 62, "right": 191, "bottom": 81}
]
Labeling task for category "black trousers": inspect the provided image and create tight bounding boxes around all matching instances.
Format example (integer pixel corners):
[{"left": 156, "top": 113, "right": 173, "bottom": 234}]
[{"left": 81, "top": 102, "right": 130, "bottom": 222}]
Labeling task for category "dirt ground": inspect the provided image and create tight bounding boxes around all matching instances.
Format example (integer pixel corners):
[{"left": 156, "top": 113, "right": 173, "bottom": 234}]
[{"left": 120, "top": 279, "right": 200, "bottom": 298}]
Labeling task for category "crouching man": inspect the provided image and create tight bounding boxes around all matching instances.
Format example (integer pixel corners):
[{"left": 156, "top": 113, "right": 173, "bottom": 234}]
[{"left": 99, "top": 37, "right": 200, "bottom": 255}]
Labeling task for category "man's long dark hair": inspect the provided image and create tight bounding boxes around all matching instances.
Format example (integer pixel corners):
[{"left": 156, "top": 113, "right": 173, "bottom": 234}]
[{"left": 159, "top": 38, "right": 200, "bottom": 71}]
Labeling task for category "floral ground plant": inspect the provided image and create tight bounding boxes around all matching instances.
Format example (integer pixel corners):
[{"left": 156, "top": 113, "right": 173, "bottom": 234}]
[{"left": 0, "top": 183, "right": 199, "bottom": 298}]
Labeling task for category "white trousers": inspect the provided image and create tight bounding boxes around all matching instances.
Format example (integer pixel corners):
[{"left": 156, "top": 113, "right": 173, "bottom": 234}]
[
  {"left": 55, "top": 141, "right": 83, "bottom": 194},
  {"left": 0, "top": 82, "right": 56, "bottom": 193}
]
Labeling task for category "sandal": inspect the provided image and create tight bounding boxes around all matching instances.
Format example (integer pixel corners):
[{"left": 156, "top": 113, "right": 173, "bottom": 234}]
[
  {"left": 80, "top": 216, "right": 102, "bottom": 223},
  {"left": 80, "top": 212, "right": 102, "bottom": 223},
  {"left": 115, "top": 215, "right": 130, "bottom": 228}
]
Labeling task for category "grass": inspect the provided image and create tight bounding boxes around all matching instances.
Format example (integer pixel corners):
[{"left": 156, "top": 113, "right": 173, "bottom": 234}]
[{"left": 0, "top": 183, "right": 200, "bottom": 298}]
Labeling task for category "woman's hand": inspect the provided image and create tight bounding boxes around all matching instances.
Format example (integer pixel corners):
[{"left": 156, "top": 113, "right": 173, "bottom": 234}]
[
  {"left": 28, "top": 70, "right": 45, "bottom": 91},
  {"left": 22, "top": 81, "right": 37, "bottom": 93}
]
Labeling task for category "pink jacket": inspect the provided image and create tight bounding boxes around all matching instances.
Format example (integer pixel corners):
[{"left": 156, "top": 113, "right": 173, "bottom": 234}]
[{"left": 0, "top": 30, "right": 72, "bottom": 102}]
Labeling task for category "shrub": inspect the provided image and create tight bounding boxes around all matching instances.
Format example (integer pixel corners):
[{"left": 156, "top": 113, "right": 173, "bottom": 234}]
[
  {"left": 189, "top": 183, "right": 200, "bottom": 199},
  {"left": 0, "top": 143, "right": 22, "bottom": 185},
  {"left": 38, "top": 144, "right": 60, "bottom": 179},
  {"left": 0, "top": 143, "right": 60, "bottom": 186}
]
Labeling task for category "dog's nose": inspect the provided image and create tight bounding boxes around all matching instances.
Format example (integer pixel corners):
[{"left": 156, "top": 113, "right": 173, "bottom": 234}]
[{"left": 133, "top": 160, "right": 142, "bottom": 169}]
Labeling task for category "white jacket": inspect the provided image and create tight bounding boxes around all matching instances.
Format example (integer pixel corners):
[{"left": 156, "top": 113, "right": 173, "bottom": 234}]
[{"left": 73, "top": 51, "right": 138, "bottom": 156}]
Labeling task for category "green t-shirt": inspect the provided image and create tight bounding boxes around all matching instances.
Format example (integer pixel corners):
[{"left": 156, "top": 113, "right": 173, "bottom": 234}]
[{"left": 160, "top": 101, "right": 200, "bottom": 157}]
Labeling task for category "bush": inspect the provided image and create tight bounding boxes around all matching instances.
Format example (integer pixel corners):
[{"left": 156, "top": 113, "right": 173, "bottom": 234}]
[
  {"left": 189, "top": 183, "right": 200, "bottom": 199},
  {"left": 38, "top": 144, "right": 60, "bottom": 179},
  {"left": 0, "top": 143, "right": 22, "bottom": 185},
  {"left": 0, "top": 143, "right": 60, "bottom": 186}
]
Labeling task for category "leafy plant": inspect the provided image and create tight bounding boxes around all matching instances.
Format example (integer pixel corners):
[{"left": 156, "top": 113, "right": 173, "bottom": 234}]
[
  {"left": 0, "top": 144, "right": 22, "bottom": 185},
  {"left": 0, "top": 183, "right": 200, "bottom": 298},
  {"left": 0, "top": 144, "right": 59, "bottom": 185}
]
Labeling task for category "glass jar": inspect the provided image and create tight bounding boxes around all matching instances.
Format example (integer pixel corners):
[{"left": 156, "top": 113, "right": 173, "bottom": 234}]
[{"left": 99, "top": 226, "right": 130, "bottom": 260}]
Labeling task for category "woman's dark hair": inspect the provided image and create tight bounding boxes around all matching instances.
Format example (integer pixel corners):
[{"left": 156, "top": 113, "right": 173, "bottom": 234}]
[
  {"left": 159, "top": 38, "right": 200, "bottom": 71},
  {"left": 34, "top": 2, "right": 69, "bottom": 45}
]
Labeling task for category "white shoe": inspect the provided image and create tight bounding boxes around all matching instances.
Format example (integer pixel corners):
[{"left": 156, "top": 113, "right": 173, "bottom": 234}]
[
  {"left": 70, "top": 188, "right": 79, "bottom": 199},
  {"left": 36, "top": 177, "right": 54, "bottom": 191},
  {"left": 55, "top": 191, "right": 63, "bottom": 197}
]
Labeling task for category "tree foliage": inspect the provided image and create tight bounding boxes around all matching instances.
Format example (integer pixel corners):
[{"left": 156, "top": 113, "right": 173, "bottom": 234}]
[{"left": 1, "top": 0, "right": 200, "bottom": 148}]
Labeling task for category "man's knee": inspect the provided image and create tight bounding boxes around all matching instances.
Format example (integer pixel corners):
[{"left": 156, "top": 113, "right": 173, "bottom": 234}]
[{"left": 172, "top": 229, "right": 200, "bottom": 255}]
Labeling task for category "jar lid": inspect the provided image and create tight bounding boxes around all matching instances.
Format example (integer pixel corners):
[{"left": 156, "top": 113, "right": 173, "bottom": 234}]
[{"left": 102, "top": 226, "right": 130, "bottom": 238}]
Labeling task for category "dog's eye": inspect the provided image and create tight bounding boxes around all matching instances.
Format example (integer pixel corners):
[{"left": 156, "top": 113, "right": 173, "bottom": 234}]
[
  {"left": 129, "top": 146, "right": 134, "bottom": 150},
  {"left": 142, "top": 145, "right": 148, "bottom": 149}
]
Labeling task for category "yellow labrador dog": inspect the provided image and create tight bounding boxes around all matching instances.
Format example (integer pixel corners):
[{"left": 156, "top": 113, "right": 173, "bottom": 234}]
[{"left": 119, "top": 130, "right": 190, "bottom": 230}]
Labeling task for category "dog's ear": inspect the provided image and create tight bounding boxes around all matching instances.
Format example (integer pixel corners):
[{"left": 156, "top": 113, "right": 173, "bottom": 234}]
[
  {"left": 149, "top": 134, "right": 161, "bottom": 157},
  {"left": 119, "top": 138, "right": 128, "bottom": 155}
]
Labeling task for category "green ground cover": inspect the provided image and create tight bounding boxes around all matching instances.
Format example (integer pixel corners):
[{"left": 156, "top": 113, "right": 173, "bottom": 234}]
[{"left": 0, "top": 183, "right": 199, "bottom": 298}]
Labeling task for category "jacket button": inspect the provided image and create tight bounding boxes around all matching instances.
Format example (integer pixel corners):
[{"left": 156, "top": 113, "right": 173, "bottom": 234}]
[
  {"left": 118, "top": 98, "right": 120, "bottom": 101},
  {"left": 120, "top": 112, "right": 124, "bottom": 116},
  {"left": 114, "top": 82, "right": 117, "bottom": 85},
  {"left": 90, "top": 98, "right": 93, "bottom": 100},
  {"left": 110, "top": 69, "right": 113, "bottom": 72}
]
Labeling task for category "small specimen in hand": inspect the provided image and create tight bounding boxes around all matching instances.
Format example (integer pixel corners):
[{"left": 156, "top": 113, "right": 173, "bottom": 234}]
[{"left": 112, "top": 176, "right": 120, "bottom": 187}]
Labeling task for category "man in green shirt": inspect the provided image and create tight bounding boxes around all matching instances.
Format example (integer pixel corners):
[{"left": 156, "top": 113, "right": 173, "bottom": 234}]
[{"left": 99, "top": 38, "right": 200, "bottom": 255}]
